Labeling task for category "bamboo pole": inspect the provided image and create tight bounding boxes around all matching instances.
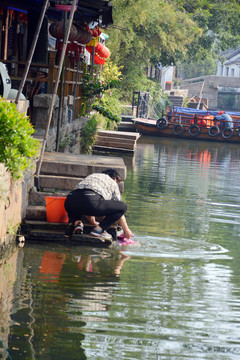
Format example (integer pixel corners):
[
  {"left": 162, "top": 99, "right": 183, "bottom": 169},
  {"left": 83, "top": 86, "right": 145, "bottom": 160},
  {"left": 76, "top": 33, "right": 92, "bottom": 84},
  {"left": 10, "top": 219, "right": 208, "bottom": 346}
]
[
  {"left": 72, "top": 57, "right": 81, "bottom": 118},
  {"left": 35, "top": 0, "right": 78, "bottom": 188},
  {"left": 15, "top": 0, "right": 49, "bottom": 105},
  {"left": 197, "top": 81, "right": 205, "bottom": 110},
  {"left": 3, "top": 8, "right": 9, "bottom": 60}
]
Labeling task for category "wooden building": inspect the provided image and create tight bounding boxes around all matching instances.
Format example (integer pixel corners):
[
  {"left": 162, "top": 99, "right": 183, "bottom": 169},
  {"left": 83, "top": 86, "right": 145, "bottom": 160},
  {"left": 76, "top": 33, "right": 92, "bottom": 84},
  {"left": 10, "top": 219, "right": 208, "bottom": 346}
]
[{"left": 0, "top": 0, "right": 113, "bottom": 119}]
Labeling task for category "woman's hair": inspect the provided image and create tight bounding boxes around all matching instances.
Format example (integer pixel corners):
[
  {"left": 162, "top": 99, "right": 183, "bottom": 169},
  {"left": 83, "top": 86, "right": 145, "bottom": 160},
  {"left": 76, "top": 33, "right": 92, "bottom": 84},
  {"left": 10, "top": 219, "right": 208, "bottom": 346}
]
[{"left": 102, "top": 168, "right": 122, "bottom": 182}]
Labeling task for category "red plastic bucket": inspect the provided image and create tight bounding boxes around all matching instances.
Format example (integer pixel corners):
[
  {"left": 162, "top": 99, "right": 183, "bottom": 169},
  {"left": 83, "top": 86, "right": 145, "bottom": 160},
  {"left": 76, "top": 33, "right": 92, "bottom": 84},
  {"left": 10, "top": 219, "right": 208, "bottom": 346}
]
[{"left": 45, "top": 196, "right": 69, "bottom": 223}]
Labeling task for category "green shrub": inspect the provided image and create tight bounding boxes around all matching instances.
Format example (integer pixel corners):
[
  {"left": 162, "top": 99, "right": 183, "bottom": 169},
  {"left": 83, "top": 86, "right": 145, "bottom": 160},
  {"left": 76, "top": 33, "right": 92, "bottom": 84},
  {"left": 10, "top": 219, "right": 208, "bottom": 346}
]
[
  {"left": 80, "top": 113, "right": 104, "bottom": 154},
  {"left": 0, "top": 98, "right": 40, "bottom": 180},
  {"left": 92, "top": 104, "right": 121, "bottom": 127}
]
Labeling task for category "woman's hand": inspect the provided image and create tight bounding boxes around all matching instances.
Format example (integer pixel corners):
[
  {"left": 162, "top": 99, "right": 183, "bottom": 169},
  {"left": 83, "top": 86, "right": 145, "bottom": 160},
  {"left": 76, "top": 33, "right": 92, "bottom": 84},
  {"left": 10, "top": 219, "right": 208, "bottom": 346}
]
[{"left": 123, "top": 228, "right": 133, "bottom": 239}]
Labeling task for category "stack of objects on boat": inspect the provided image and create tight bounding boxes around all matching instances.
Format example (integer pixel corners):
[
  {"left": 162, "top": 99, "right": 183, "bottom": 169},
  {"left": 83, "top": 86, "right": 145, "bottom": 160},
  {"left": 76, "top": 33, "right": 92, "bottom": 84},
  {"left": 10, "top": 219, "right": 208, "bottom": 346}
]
[{"left": 21, "top": 152, "right": 127, "bottom": 247}]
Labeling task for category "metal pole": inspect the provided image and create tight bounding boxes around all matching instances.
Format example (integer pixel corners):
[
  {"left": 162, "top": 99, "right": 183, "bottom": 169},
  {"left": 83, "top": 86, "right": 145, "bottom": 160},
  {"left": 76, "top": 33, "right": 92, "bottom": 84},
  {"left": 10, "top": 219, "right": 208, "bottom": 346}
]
[
  {"left": 35, "top": 0, "right": 78, "bottom": 187},
  {"left": 15, "top": 0, "right": 49, "bottom": 104}
]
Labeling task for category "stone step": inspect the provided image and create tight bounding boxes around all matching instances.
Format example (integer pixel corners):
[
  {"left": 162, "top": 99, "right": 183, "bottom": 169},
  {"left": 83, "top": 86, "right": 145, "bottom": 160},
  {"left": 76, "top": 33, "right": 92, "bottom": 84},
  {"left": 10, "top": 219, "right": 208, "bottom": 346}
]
[
  {"left": 95, "top": 136, "right": 136, "bottom": 150},
  {"left": 40, "top": 151, "right": 126, "bottom": 180},
  {"left": 21, "top": 220, "right": 116, "bottom": 245},
  {"left": 121, "top": 115, "right": 134, "bottom": 122},
  {"left": 96, "top": 134, "right": 136, "bottom": 144},
  {"left": 118, "top": 122, "right": 136, "bottom": 132},
  {"left": 28, "top": 190, "right": 69, "bottom": 206},
  {"left": 93, "top": 145, "right": 135, "bottom": 153},
  {"left": 39, "top": 174, "right": 83, "bottom": 191},
  {"left": 97, "top": 130, "right": 139, "bottom": 140},
  {"left": 25, "top": 205, "right": 46, "bottom": 221},
  {"left": 23, "top": 230, "right": 113, "bottom": 246},
  {"left": 22, "top": 220, "right": 67, "bottom": 231}
]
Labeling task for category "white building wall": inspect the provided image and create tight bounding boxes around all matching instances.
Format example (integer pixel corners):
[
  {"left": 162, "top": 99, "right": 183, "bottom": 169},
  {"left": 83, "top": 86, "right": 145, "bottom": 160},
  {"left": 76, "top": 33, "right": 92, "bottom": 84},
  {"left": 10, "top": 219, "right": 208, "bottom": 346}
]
[
  {"left": 216, "top": 53, "right": 240, "bottom": 77},
  {"left": 160, "top": 66, "right": 174, "bottom": 88}
]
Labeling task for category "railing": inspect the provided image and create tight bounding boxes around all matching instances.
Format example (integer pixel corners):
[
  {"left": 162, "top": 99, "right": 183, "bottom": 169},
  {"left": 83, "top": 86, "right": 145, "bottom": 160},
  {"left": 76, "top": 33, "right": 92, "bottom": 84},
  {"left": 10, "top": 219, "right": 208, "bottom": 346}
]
[{"left": 132, "top": 90, "right": 150, "bottom": 118}]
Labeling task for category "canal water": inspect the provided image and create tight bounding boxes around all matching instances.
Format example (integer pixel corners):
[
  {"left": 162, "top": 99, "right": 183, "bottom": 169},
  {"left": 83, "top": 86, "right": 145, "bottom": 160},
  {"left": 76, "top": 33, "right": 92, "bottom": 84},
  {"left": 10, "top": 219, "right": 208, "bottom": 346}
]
[{"left": 1, "top": 136, "right": 240, "bottom": 359}]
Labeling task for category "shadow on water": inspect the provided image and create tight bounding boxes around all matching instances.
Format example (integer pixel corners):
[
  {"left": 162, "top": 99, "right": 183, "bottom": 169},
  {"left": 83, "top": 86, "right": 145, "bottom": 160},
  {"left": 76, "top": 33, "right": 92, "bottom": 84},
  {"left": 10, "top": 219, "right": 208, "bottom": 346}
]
[{"left": 1, "top": 136, "right": 240, "bottom": 359}]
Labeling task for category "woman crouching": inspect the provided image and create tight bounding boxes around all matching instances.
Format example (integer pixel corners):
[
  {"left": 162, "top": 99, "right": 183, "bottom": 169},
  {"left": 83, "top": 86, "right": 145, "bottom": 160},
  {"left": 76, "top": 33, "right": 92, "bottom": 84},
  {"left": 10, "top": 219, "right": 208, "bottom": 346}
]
[{"left": 64, "top": 168, "right": 132, "bottom": 240}]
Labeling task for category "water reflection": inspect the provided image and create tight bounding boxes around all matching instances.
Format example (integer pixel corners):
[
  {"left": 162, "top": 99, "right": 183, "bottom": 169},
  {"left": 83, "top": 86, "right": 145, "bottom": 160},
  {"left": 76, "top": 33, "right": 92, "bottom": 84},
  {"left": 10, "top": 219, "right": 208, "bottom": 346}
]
[
  {"left": 0, "top": 247, "right": 22, "bottom": 359},
  {"left": 0, "top": 245, "right": 130, "bottom": 359},
  {"left": 2, "top": 137, "right": 240, "bottom": 359}
]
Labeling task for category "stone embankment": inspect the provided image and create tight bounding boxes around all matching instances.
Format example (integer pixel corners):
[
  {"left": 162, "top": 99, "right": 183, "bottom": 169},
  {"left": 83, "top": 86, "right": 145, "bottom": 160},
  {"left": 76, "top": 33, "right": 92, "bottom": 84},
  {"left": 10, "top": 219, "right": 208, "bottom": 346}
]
[{"left": 0, "top": 100, "right": 138, "bottom": 253}]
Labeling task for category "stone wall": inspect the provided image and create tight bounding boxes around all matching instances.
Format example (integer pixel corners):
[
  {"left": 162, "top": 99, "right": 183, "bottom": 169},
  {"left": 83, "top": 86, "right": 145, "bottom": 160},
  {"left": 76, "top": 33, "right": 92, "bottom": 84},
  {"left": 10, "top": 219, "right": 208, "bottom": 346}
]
[
  {"left": 33, "top": 93, "right": 88, "bottom": 153},
  {"left": 0, "top": 99, "right": 34, "bottom": 252},
  {"left": 0, "top": 164, "right": 35, "bottom": 250},
  {"left": 180, "top": 75, "right": 240, "bottom": 110}
]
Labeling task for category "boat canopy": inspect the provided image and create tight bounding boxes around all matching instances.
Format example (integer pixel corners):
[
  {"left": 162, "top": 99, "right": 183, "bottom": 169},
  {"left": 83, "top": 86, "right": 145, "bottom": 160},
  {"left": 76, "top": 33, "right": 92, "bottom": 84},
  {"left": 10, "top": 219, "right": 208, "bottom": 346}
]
[{"left": 171, "top": 107, "right": 240, "bottom": 118}]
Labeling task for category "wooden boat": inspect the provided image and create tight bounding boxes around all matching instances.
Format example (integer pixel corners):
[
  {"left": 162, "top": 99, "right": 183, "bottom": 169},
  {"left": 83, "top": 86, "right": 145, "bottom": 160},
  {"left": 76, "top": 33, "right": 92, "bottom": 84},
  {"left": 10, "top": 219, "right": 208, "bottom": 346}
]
[{"left": 134, "top": 107, "right": 240, "bottom": 143}]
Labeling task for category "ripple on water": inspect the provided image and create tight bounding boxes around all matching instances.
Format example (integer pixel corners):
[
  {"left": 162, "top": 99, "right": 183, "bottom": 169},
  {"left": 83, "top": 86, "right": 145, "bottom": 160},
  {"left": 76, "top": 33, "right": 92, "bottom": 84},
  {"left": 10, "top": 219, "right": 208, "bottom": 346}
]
[{"left": 122, "top": 235, "right": 231, "bottom": 260}]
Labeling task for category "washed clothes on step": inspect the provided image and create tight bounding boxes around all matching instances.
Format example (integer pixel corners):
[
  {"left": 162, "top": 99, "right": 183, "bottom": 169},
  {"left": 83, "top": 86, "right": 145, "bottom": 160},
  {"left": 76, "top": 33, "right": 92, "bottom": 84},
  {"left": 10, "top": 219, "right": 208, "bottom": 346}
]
[{"left": 64, "top": 173, "right": 127, "bottom": 231}]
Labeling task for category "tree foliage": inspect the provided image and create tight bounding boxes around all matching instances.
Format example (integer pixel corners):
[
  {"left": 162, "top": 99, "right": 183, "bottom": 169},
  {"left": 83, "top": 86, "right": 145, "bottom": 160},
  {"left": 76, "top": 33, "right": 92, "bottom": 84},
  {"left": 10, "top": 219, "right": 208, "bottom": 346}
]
[
  {"left": 171, "top": 0, "right": 240, "bottom": 59},
  {"left": 106, "top": 0, "right": 240, "bottom": 94},
  {"left": 107, "top": 0, "right": 201, "bottom": 96}
]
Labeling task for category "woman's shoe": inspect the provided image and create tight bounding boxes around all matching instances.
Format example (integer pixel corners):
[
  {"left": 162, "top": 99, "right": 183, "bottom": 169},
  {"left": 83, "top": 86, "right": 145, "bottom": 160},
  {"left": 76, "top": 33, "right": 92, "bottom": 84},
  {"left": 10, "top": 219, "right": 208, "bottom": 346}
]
[
  {"left": 73, "top": 221, "right": 84, "bottom": 234},
  {"left": 90, "top": 228, "right": 112, "bottom": 240}
]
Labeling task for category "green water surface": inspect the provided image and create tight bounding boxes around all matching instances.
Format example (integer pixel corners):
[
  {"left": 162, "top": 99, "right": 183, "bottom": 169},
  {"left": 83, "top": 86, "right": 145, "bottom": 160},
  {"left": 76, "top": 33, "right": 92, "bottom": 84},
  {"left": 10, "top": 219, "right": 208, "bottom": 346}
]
[{"left": 1, "top": 137, "right": 240, "bottom": 359}]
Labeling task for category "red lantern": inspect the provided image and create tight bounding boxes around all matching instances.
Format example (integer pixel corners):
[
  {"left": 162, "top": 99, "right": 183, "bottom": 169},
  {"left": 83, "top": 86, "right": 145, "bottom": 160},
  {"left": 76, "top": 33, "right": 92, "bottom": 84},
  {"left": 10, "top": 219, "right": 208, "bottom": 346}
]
[
  {"left": 94, "top": 53, "right": 105, "bottom": 65},
  {"left": 86, "top": 45, "right": 93, "bottom": 54},
  {"left": 95, "top": 42, "right": 110, "bottom": 58}
]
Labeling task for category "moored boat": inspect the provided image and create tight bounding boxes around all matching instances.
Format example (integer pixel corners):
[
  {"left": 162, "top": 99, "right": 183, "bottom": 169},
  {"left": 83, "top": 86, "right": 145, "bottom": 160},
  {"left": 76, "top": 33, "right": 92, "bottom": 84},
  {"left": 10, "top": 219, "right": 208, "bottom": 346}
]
[{"left": 134, "top": 107, "right": 240, "bottom": 143}]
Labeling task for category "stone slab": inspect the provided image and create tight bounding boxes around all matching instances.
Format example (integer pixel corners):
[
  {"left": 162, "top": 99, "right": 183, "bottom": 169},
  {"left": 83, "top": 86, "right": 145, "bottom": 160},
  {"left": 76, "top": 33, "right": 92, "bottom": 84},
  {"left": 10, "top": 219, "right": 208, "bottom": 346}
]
[
  {"left": 121, "top": 115, "right": 134, "bottom": 122},
  {"left": 25, "top": 205, "right": 46, "bottom": 221},
  {"left": 40, "top": 152, "right": 126, "bottom": 179},
  {"left": 29, "top": 190, "right": 69, "bottom": 206},
  {"left": 93, "top": 145, "right": 135, "bottom": 153},
  {"left": 118, "top": 122, "right": 136, "bottom": 132},
  {"left": 97, "top": 130, "right": 140, "bottom": 140},
  {"left": 39, "top": 174, "right": 83, "bottom": 190},
  {"left": 21, "top": 220, "right": 115, "bottom": 247},
  {"left": 23, "top": 230, "right": 113, "bottom": 247},
  {"left": 95, "top": 136, "right": 136, "bottom": 150}
]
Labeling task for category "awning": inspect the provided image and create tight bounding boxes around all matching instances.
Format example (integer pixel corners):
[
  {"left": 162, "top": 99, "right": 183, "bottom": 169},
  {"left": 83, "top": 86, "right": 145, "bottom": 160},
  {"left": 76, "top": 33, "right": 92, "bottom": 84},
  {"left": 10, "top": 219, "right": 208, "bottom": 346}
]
[{"left": 0, "top": 0, "right": 113, "bottom": 26}]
